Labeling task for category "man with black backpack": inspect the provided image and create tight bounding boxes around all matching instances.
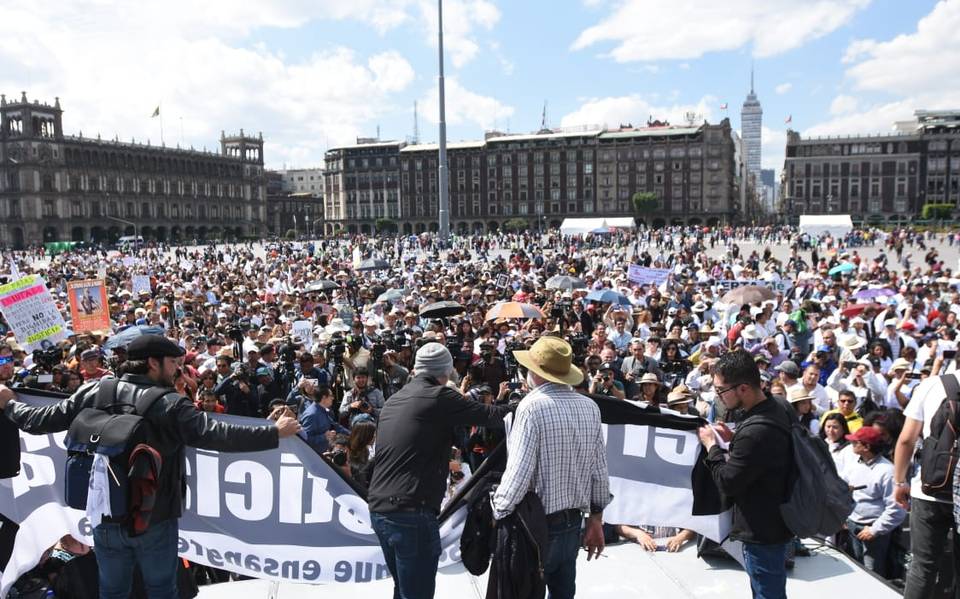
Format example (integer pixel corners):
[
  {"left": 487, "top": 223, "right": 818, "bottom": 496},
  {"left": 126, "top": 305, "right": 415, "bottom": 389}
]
[
  {"left": 0, "top": 335, "right": 301, "bottom": 599},
  {"left": 893, "top": 373, "right": 960, "bottom": 599},
  {"left": 697, "top": 350, "right": 793, "bottom": 599}
]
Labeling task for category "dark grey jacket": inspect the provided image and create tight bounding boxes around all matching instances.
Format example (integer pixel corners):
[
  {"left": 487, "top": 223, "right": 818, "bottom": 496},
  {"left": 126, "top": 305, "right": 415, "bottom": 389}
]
[{"left": 4, "top": 373, "right": 278, "bottom": 525}]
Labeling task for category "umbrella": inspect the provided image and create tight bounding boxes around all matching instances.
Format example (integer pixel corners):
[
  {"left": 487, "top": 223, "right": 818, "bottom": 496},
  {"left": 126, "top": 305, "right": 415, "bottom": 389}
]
[
  {"left": 356, "top": 258, "right": 391, "bottom": 271},
  {"left": 545, "top": 275, "right": 587, "bottom": 291},
  {"left": 484, "top": 302, "right": 545, "bottom": 321},
  {"left": 854, "top": 287, "right": 894, "bottom": 300},
  {"left": 585, "top": 288, "right": 632, "bottom": 306},
  {"left": 305, "top": 279, "right": 339, "bottom": 292},
  {"left": 421, "top": 301, "right": 465, "bottom": 319},
  {"left": 828, "top": 262, "right": 856, "bottom": 276},
  {"left": 103, "top": 325, "right": 165, "bottom": 351},
  {"left": 376, "top": 289, "right": 406, "bottom": 303},
  {"left": 720, "top": 285, "right": 776, "bottom": 306},
  {"left": 841, "top": 302, "right": 881, "bottom": 318}
]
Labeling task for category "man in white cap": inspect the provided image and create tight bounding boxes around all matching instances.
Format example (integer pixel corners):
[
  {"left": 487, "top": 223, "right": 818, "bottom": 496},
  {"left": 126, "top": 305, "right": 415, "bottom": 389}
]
[
  {"left": 493, "top": 336, "right": 610, "bottom": 599},
  {"left": 367, "top": 342, "right": 512, "bottom": 599}
]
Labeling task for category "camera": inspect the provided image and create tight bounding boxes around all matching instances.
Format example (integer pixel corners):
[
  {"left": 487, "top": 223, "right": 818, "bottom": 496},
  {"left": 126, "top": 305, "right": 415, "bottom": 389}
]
[
  {"left": 567, "top": 333, "right": 590, "bottom": 364},
  {"left": 329, "top": 449, "right": 348, "bottom": 467},
  {"left": 32, "top": 347, "right": 62, "bottom": 371},
  {"left": 226, "top": 325, "right": 244, "bottom": 343},
  {"left": 369, "top": 335, "right": 386, "bottom": 362},
  {"left": 327, "top": 333, "right": 346, "bottom": 360},
  {"left": 278, "top": 343, "right": 297, "bottom": 364}
]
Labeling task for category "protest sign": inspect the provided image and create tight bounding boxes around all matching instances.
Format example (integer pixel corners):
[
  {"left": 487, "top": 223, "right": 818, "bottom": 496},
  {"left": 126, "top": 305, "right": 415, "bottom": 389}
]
[
  {"left": 715, "top": 278, "right": 793, "bottom": 296},
  {"left": 627, "top": 265, "right": 672, "bottom": 285},
  {"left": 292, "top": 320, "right": 314, "bottom": 349},
  {"left": 132, "top": 275, "right": 152, "bottom": 296},
  {"left": 121, "top": 257, "right": 136, "bottom": 268},
  {"left": 66, "top": 279, "right": 111, "bottom": 334},
  {"left": 1, "top": 393, "right": 729, "bottom": 595},
  {"left": 0, "top": 276, "right": 67, "bottom": 351}
]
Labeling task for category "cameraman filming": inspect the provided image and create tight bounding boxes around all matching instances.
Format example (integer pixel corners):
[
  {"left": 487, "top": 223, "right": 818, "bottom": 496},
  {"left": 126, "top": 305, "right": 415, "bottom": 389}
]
[
  {"left": 212, "top": 357, "right": 258, "bottom": 417},
  {"left": 339, "top": 367, "right": 385, "bottom": 421},
  {"left": 477, "top": 341, "right": 508, "bottom": 389}
]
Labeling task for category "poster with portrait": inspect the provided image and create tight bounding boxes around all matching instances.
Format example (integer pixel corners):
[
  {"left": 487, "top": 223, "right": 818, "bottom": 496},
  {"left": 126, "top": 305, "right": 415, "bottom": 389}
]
[{"left": 67, "top": 279, "right": 110, "bottom": 333}]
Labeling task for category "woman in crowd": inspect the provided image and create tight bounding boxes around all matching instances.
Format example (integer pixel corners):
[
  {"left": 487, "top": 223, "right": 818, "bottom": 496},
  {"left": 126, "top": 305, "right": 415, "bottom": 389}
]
[
  {"left": 347, "top": 420, "right": 377, "bottom": 490},
  {"left": 820, "top": 412, "right": 854, "bottom": 474}
]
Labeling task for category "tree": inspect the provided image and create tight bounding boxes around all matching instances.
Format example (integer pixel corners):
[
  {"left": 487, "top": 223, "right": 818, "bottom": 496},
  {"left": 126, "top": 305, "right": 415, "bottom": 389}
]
[
  {"left": 921, "top": 203, "right": 953, "bottom": 220},
  {"left": 285, "top": 228, "right": 297, "bottom": 240},
  {"left": 375, "top": 218, "right": 396, "bottom": 233},
  {"left": 503, "top": 217, "right": 529, "bottom": 232},
  {"left": 632, "top": 191, "right": 658, "bottom": 214}
]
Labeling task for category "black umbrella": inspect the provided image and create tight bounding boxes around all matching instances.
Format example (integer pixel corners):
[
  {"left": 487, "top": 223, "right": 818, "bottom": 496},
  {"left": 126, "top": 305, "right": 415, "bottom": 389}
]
[
  {"left": 546, "top": 275, "right": 586, "bottom": 290},
  {"left": 305, "top": 279, "right": 339, "bottom": 292},
  {"left": 103, "top": 325, "right": 165, "bottom": 351},
  {"left": 356, "top": 258, "right": 391, "bottom": 271},
  {"left": 420, "top": 301, "right": 465, "bottom": 319}
]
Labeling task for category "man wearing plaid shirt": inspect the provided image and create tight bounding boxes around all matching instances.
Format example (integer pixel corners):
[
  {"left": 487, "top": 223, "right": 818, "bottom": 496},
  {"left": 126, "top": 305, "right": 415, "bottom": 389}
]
[{"left": 493, "top": 336, "right": 611, "bottom": 599}]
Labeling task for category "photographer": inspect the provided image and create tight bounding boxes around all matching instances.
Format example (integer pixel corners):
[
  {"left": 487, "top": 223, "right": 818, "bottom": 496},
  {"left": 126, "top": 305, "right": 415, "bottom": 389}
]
[
  {"left": 621, "top": 340, "right": 664, "bottom": 398},
  {"left": 212, "top": 358, "right": 258, "bottom": 417},
  {"left": 342, "top": 334, "right": 370, "bottom": 380},
  {"left": 298, "top": 384, "right": 348, "bottom": 454},
  {"left": 589, "top": 361, "right": 626, "bottom": 400},
  {"left": 339, "top": 367, "right": 385, "bottom": 421},
  {"left": 477, "top": 341, "right": 508, "bottom": 389}
]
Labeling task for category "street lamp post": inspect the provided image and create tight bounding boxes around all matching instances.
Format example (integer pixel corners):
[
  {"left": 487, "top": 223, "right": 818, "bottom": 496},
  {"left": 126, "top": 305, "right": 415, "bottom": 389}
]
[
  {"left": 436, "top": 0, "right": 450, "bottom": 244},
  {"left": 105, "top": 215, "right": 138, "bottom": 247}
]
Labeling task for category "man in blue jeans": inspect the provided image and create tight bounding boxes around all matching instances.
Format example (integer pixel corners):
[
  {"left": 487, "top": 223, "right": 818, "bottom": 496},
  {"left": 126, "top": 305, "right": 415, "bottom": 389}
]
[{"left": 698, "top": 350, "right": 793, "bottom": 599}]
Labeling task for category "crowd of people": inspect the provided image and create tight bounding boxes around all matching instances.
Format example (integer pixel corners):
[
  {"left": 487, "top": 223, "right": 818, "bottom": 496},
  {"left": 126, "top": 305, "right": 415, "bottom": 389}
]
[{"left": 2, "top": 223, "right": 960, "bottom": 598}]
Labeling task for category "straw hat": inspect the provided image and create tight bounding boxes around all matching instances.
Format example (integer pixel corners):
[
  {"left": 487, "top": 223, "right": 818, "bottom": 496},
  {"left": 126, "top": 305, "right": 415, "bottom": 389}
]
[
  {"left": 741, "top": 324, "right": 763, "bottom": 340},
  {"left": 638, "top": 372, "right": 661, "bottom": 386},
  {"left": 513, "top": 337, "right": 584, "bottom": 386},
  {"left": 839, "top": 335, "right": 866, "bottom": 350},
  {"left": 890, "top": 358, "right": 912, "bottom": 372},
  {"left": 666, "top": 384, "right": 694, "bottom": 405},
  {"left": 787, "top": 387, "right": 814, "bottom": 404}
]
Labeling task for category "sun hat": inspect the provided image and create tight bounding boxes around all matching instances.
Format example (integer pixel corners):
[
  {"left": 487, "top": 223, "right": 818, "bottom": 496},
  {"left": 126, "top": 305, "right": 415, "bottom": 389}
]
[
  {"left": 513, "top": 336, "right": 583, "bottom": 386},
  {"left": 638, "top": 372, "right": 661, "bottom": 386},
  {"left": 839, "top": 335, "right": 866, "bottom": 350},
  {"left": 890, "top": 358, "right": 912, "bottom": 372},
  {"left": 666, "top": 384, "right": 694, "bottom": 405},
  {"left": 787, "top": 387, "right": 814, "bottom": 404}
]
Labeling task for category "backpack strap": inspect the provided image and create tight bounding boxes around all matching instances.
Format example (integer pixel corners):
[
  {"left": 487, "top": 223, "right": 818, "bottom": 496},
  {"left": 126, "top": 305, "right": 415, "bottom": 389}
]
[
  {"left": 941, "top": 374, "right": 960, "bottom": 404},
  {"left": 93, "top": 378, "right": 121, "bottom": 411},
  {"left": 133, "top": 386, "right": 175, "bottom": 418}
]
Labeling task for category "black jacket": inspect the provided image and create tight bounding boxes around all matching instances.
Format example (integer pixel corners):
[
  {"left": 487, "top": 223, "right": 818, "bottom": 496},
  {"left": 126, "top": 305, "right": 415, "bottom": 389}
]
[
  {"left": 367, "top": 374, "right": 510, "bottom": 514},
  {"left": 704, "top": 397, "right": 793, "bottom": 544},
  {"left": 4, "top": 373, "right": 278, "bottom": 525},
  {"left": 487, "top": 491, "right": 548, "bottom": 599}
]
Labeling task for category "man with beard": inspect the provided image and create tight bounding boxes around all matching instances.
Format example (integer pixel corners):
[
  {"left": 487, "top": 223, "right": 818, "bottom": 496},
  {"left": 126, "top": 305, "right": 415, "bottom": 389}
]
[{"left": 0, "top": 335, "right": 301, "bottom": 599}]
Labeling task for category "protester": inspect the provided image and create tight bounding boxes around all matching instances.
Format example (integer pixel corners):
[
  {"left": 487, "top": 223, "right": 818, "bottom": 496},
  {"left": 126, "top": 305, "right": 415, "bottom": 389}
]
[
  {"left": 0, "top": 335, "right": 301, "bottom": 599},
  {"left": 492, "top": 336, "right": 611, "bottom": 599}
]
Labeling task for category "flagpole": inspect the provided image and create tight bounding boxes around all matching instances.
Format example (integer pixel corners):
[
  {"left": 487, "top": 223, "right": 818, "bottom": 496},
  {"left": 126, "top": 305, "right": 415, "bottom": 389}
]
[{"left": 159, "top": 104, "right": 165, "bottom": 146}]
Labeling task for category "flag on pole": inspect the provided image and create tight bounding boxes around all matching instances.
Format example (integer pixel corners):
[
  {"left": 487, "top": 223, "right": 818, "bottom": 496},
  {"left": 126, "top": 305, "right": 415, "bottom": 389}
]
[
  {"left": 785, "top": 114, "right": 792, "bottom": 124},
  {"left": 151, "top": 105, "right": 160, "bottom": 118},
  {"left": 719, "top": 103, "right": 728, "bottom": 110}
]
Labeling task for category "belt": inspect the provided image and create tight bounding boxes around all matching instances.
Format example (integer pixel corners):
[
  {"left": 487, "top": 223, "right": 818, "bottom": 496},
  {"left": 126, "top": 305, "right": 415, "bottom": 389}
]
[{"left": 546, "top": 508, "right": 582, "bottom": 527}]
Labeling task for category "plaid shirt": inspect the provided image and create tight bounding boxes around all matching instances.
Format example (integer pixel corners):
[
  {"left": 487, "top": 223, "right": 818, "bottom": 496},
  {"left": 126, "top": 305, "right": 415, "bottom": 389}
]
[{"left": 492, "top": 382, "right": 611, "bottom": 519}]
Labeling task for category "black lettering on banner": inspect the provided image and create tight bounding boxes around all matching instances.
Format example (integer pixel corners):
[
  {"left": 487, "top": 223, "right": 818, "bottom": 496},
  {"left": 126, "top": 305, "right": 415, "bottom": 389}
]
[
  {"left": 263, "top": 558, "right": 279, "bottom": 576},
  {"left": 244, "top": 554, "right": 261, "bottom": 573},
  {"left": 178, "top": 537, "right": 189, "bottom": 553},
  {"left": 301, "top": 561, "right": 321, "bottom": 582},
  {"left": 334, "top": 560, "right": 351, "bottom": 583},
  {"left": 224, "top": 551, "right": 242, "bottom": 567},
  {"left": 207, "top": 548, "right": 224, "bottom": 568},
  {"left": 280, "top": 560, "right": 298, "bottom": 579}
]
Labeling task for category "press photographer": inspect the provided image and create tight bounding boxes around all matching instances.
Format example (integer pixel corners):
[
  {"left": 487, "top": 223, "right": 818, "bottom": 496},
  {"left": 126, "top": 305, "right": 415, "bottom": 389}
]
[
  {"left": 338, "top": 367, "right": 385, "bottom": 422},
  {"left": 476, "top": 341, "right": 509, "bottom": 388}
]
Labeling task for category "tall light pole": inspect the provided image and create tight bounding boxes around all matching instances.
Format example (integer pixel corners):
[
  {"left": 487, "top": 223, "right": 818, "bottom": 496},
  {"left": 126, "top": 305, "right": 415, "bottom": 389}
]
[
  {"left": 105, "top": 215, "right": 138, "bottom": 248},
  {"left": 437, "top": 0, "right": 450, "bottom": 243}
]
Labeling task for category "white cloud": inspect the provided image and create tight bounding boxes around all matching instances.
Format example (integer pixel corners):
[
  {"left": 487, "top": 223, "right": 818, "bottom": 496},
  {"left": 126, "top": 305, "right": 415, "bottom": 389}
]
[
  {"left": 775, "top": 82, "right": 792, "bottom": 95},
  {"left": 829, "top": 94, "right": 859, "bottom": 115},
  {"left": 560, "top": 94, "right": 718, "bottom": 129},
  {"left": 415, "top": 0, "right": 502, "bottom": 68},
  {"left": 761, "top": 125, "right": 786, "bottom": 172},
  {"left": 807, "top": 0, "right": 960, "bottom": 138},
  {"left": 419, "top": 78, "right": 515, "bottom": 132},
  {"left": 0, "top": 0, "right": 425, "bottom": 168},
  {"left": 572, "top": 0, "right": 872, "bottom": 62}
]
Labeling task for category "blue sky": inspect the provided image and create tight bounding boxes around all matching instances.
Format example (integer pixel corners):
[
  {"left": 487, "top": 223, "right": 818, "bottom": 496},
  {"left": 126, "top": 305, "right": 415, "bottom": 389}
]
[{"left": 2, "top": 0, "right": 957, "bottom": 172}]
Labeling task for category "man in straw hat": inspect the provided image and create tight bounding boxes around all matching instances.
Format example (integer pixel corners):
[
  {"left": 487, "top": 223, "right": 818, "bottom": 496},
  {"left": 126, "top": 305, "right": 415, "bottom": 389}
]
[{"left": 492, "top": 336, "right": 610, "bottom": 599}]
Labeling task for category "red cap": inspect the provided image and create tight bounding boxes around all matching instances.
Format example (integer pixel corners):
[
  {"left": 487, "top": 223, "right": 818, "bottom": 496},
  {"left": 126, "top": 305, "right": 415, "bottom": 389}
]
[
  {"left": 845, "top": 426, "right": 884, "bottom": 446},
  {"left": 900, "top": 321, "right": 916, "bottom": 331}
]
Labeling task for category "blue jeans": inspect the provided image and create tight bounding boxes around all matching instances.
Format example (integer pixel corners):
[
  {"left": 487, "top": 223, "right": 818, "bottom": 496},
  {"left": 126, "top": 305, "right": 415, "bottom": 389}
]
[
  {"left": 371, "top": 509, "right": 442, "bottom": 599},
  {"left": 92, "top": 518, "right": 179, "bottom": 599},
  {"left": 741, "top": 541, "right": 789, "bottom": 599},
  {"left": 845, "top": 518, "right": 892, "bottom": 577},
  {"left": 543, "top": 510, "right": 582, "bottom": 599}
]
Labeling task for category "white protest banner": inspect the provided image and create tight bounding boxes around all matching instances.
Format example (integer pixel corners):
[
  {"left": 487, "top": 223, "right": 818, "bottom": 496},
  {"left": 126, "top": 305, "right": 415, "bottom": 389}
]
[
  {"left": 121, "top": 257, "right": 136, "bottom": 268},
  {"left": 1, "top": 393, "right": 731, "bottom": 595},
  {"left": 292, "top": 320, "right": 314, "bottom": 349},
  {"left": 132, "top": 275, "right": 152, "bottom": 296},
  {"left": 627, "top": 265, "right": 672, "bottom": 286},
  {"left": 714, "top": 278, "right": 793, "bottom": 296},
  {"left": 0, "top": 276, "right": 68, "bottom": 351}
]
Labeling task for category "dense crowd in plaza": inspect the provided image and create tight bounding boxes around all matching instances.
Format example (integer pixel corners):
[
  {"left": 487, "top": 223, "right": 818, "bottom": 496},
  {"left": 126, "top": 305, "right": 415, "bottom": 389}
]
[{"left": 2, "top": 223, "right": 960, "bottom": 599}]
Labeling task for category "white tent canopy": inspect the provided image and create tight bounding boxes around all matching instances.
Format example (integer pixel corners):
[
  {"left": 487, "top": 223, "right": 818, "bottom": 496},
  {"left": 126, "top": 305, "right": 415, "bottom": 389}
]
[
  {"left": 798, "top": 214, "right": 853, "bottom": 239},
  {"left": 559, "top": 217, "right": 636, "bottom": 236}
]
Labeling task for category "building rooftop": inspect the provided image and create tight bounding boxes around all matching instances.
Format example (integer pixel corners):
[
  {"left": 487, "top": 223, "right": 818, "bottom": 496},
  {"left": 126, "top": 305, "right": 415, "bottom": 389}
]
[
  {"left": 484, "top": 129, "right": 604, "bottom": 144},
  {"left": 599, "top": 126, "right": 702, "bottom": 140},
  {"left": 61, "top": 134, "right": 242, "bottom": 160},
  {"left": 326, "top": 140, "right": 404, "bottom": 151},
  {"left": 400, "top": 140, "right": 486, "bottom": 152}
]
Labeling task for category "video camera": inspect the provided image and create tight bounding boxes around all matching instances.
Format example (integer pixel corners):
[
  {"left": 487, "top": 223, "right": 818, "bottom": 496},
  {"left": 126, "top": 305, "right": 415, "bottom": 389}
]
[
  {"left": 326, "top": 333, "right": 347, "bottom": 361},
  {"left": 566, "top": 333, "right": 590, "bottom": 365},
  {"left": 32, "top": 347, "right": 63, "bottom": 372}
]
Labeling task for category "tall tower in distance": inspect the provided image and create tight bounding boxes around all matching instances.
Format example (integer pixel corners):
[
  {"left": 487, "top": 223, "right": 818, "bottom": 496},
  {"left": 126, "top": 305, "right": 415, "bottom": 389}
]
[{"left": 740, "top": 66, "right": 763, "bottom": 193}]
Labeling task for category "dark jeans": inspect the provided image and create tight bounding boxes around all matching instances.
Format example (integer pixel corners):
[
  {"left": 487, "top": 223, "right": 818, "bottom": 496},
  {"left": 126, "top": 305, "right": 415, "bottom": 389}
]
[
  {"left": 741, "top": 541, "right": 788, "bottom": 599},
  {"left": 845, "top": 518, "right": 892, "bottom": 577},
  {"left": 371, "top": 509, "right": 442, "bottom": 599},
  {"left": 544, "top": 510, "right": 582, "bottom": 599},
  {"left": 904, "top": 498, "right": 960, "bottom": 599},
  {"left": 92, "top": 518, "right": 179, "bottom": 599}
]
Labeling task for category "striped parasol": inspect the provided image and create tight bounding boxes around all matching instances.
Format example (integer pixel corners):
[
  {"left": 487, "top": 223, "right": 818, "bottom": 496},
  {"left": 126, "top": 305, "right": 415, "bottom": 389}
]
[{"left": 484, "top": 301, "right": 545, "bottom": 322}]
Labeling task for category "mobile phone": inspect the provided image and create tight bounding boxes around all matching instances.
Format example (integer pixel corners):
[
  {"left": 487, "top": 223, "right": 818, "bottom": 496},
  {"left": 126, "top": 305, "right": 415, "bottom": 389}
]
[
  {"left": 944, "top": 350, "right": 957, "bottom": 360},
  {"left": 906, "top": 372, "right": 923, "bottom": 380},
  {"left": 843, "top": 361, "right": 857, "bottom": 369},
  {"left": 508, "top": 382, "right": 522, "bottom": 391}
]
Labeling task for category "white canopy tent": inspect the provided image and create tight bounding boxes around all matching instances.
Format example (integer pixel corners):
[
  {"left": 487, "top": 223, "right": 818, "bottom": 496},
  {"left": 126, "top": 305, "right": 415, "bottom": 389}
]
[
  {"left": 798, "top": 214, "right": 853, "bottom": 239},
  {"left": 559, "top": 217, "right": 636, "bottom": 236}
]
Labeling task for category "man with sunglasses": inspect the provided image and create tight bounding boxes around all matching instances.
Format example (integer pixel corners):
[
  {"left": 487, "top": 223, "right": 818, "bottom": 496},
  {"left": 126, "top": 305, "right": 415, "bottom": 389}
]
[{"left": 697, "top": 350, "right": 793, "bottom": 599}]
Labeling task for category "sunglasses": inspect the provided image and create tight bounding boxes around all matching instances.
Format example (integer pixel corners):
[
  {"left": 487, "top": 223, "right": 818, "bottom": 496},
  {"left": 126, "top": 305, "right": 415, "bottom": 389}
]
[{"left": 0, "top": 355, "right": 13, "bottom": 366}]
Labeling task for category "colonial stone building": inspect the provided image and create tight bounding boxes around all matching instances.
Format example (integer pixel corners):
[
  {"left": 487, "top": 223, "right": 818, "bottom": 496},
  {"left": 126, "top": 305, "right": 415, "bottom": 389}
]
[
  {"left": 0, "top": 92, "right": 267, "bottom": 249},
  {"left": 781, "top": 110, "right": 960, "bottom": 225},
  {"left": 323, "top": 120, "right": 739, "bottom": 235}
]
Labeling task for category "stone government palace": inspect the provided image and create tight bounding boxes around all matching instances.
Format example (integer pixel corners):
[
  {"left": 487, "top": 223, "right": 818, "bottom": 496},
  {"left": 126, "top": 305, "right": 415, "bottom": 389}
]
[{"left": 0, "top": 92, "right": 267, "bottom": 249}]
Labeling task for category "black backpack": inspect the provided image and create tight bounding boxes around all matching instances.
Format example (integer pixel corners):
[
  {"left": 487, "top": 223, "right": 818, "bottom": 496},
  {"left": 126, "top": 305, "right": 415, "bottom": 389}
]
[
  {"left": 64, "top": 378, "right": 171, "bottom": 518},
  {"left": 920, "top": 374, "right": 960, "bottom": 501}
]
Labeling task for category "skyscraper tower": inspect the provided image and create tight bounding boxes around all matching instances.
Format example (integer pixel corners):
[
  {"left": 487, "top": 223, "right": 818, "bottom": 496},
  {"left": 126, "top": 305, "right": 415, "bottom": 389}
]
[{"left": 741, "top": 66, "right": 763, "bottom": 193}]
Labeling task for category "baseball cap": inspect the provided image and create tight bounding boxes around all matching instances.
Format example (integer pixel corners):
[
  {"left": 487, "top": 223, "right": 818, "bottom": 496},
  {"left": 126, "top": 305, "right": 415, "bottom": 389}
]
[
  {"left": 845, "top": 426, "right": 884, "bottom": 446},
  {"left": 775, "top": 360, "right": 800, "bottom": 377}
]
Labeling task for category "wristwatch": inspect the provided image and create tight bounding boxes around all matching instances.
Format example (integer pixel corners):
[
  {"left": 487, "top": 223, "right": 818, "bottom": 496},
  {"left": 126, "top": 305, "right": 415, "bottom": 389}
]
[{"left": 894, "top": 481, "right": 910, "bottom": 488}]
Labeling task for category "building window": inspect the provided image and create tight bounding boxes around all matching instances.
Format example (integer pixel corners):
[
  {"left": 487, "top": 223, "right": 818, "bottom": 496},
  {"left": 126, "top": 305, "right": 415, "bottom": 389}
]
[{"left": 42, "top": 200, "right": 55, "bottom": 217}]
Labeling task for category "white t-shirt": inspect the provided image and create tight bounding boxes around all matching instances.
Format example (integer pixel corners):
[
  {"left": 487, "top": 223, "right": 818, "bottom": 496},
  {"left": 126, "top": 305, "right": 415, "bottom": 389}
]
[{"left": 903, "top": 376, "right": 952, "bottom": 504}]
